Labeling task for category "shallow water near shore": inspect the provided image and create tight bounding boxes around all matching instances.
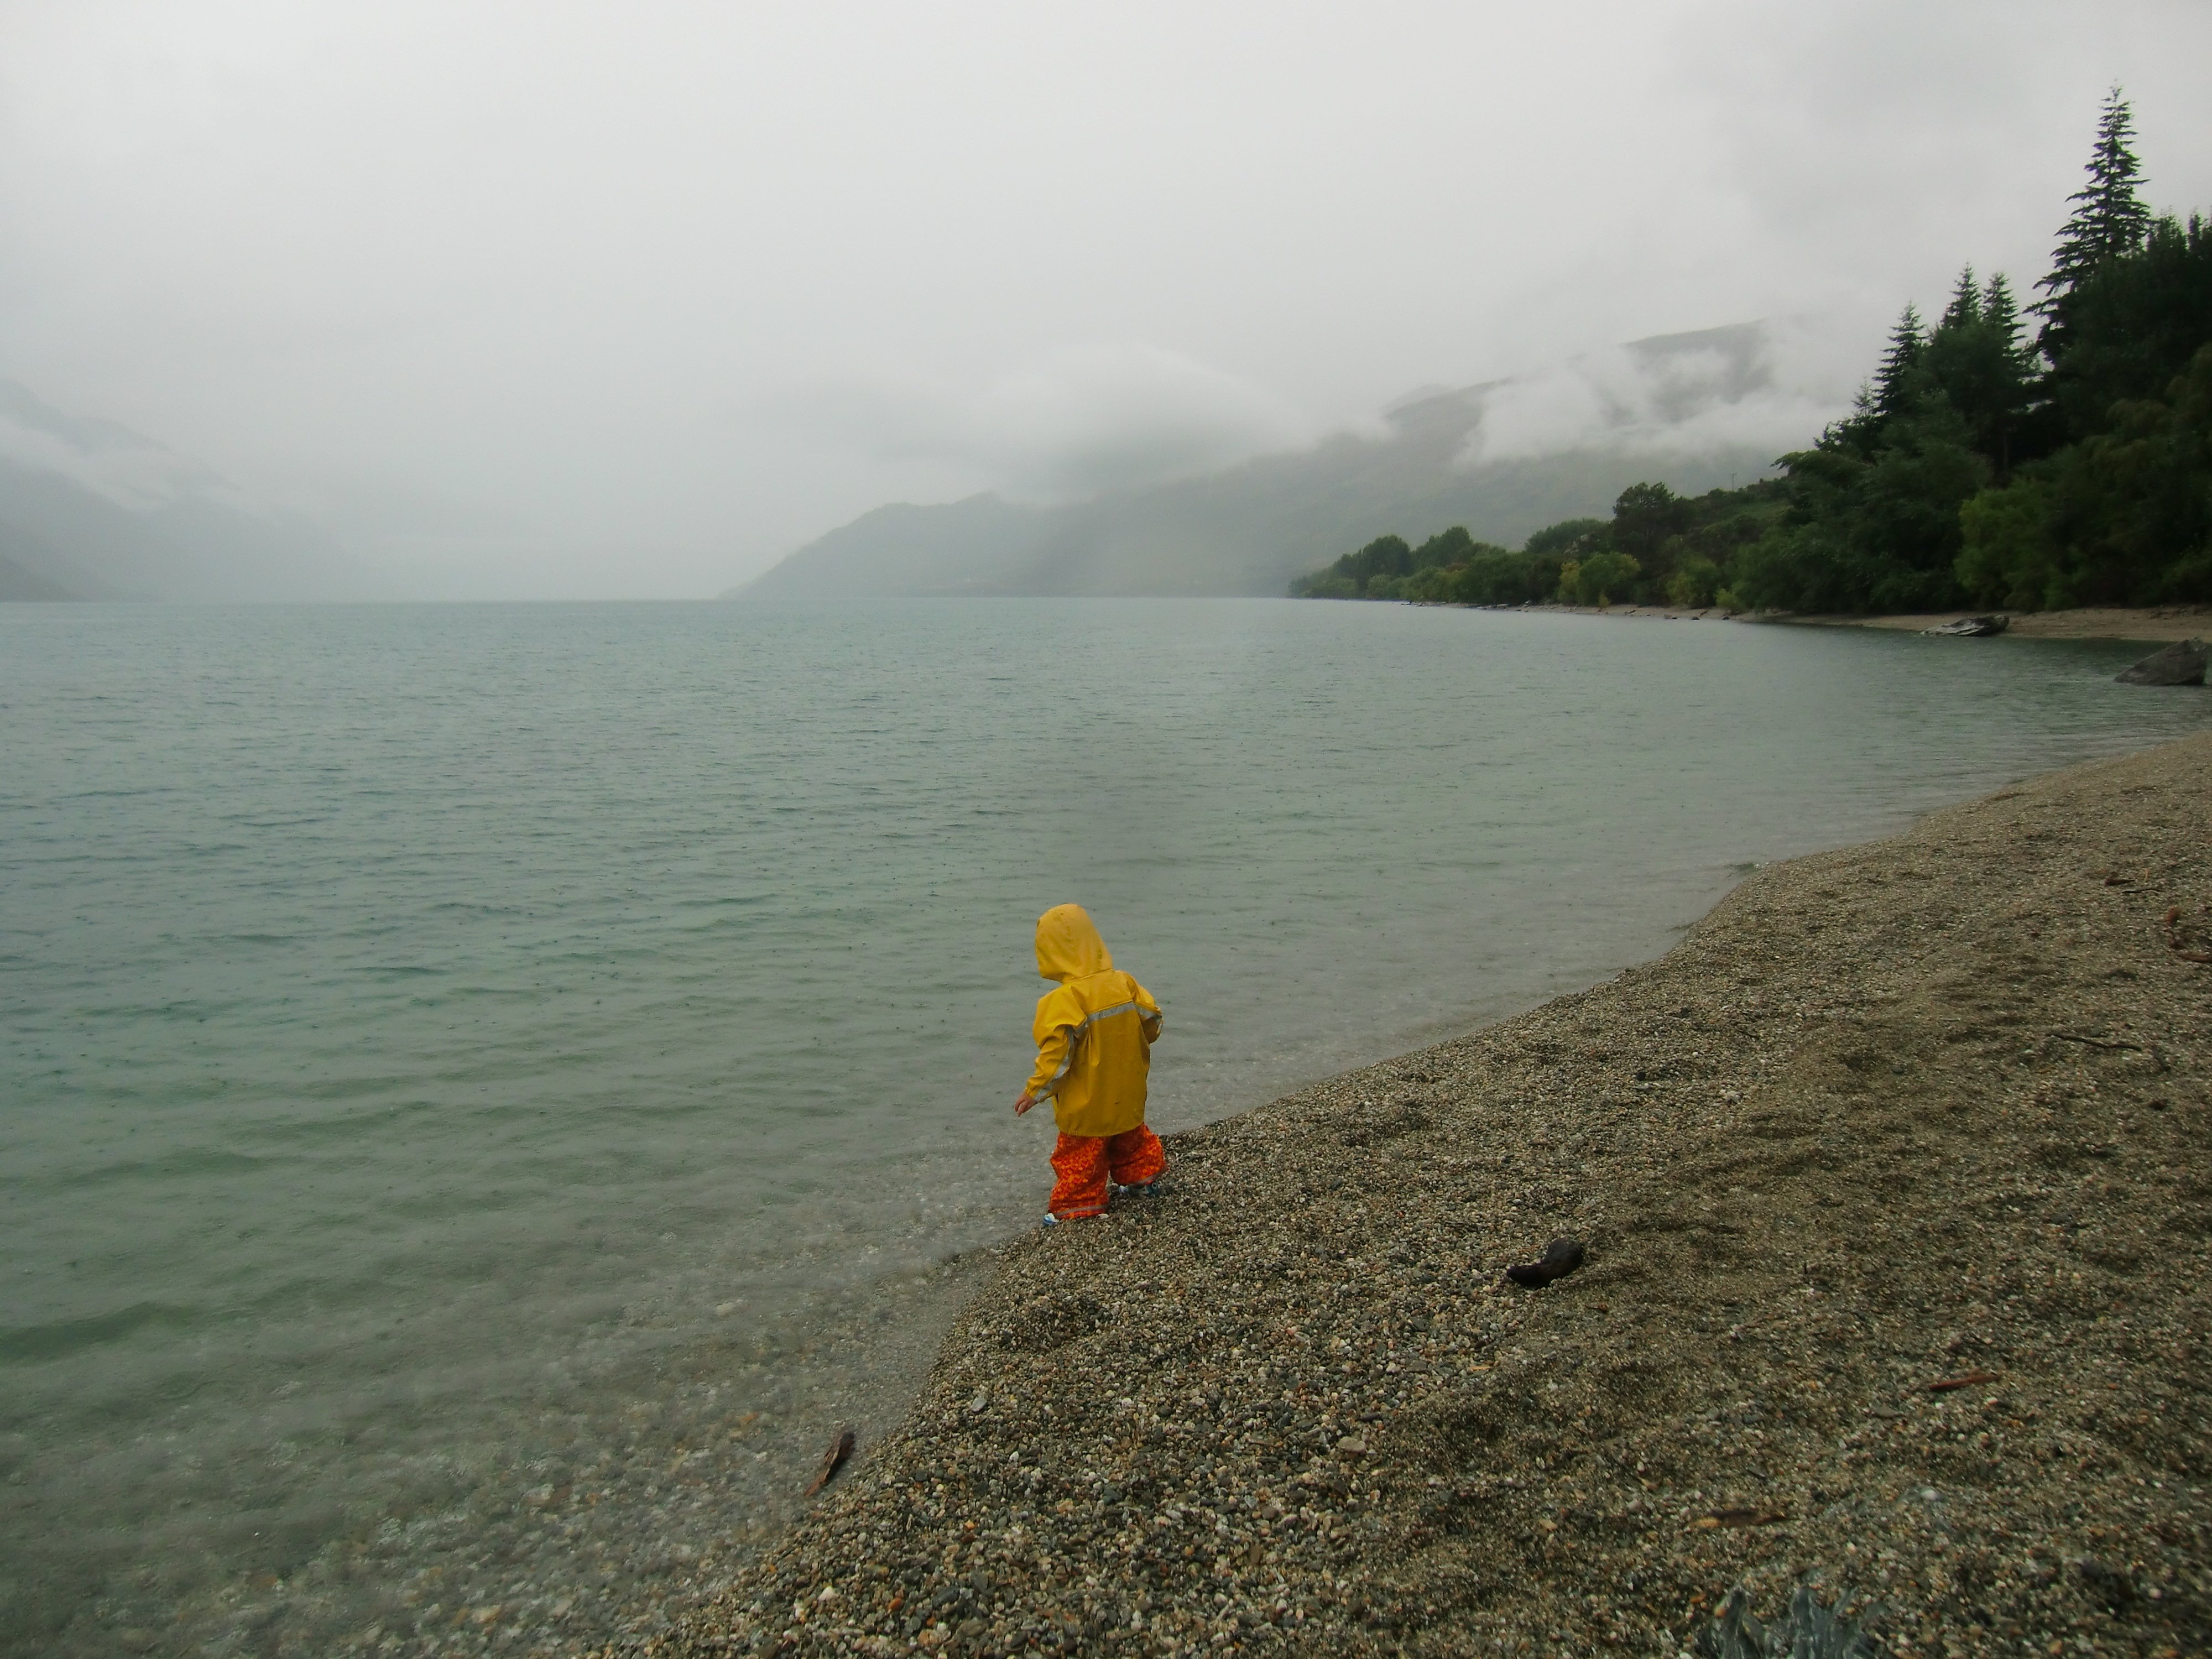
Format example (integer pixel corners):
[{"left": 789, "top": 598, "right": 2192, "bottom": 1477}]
[{"left": 3, "top": 599, "right": 2206, "bottom": 1656}]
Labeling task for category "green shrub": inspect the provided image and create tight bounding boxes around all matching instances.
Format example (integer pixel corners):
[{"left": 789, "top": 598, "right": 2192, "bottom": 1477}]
[
  {"left": 1666, "top": 556, "right": 1723, "bottom": 608},
  {"left": 1957, "top": 476, "right": 2067, "bottom": 609},
  {"left": 1562, "top": 551, "right": 1641, "bottom": 605},
  {"left": 1524, "top": 518, "right": 1608, "bottom": 558},
  {"left": 1447, "top": 550, "right": 1557, "bottom": 604}
]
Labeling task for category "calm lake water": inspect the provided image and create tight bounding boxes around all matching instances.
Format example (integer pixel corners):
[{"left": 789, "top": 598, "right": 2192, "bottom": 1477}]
[{"left": 3, "top": 600, "right": 2205, "bottom": 1656}]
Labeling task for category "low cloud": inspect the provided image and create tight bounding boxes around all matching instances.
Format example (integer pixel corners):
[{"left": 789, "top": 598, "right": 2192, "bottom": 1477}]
[
  {"left": 763, "top": 343, "right": 1314, "bottom": 503},
  {"left": 1460, "top": 319, "right": 1864, "bottom": 469},
  {"left": 0, "top": 379, "right": 253, "bottom": 513}
]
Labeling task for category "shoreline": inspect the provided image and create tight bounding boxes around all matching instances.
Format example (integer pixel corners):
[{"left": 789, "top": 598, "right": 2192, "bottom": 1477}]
[
  {"left": 628, "top": 733, "right": 2212, "bottom": 1658},
  {"left": 1463, "top": 601, "right": 2212, "bottom": 643},
  {"left": 1781, "top": 606, "right": 2211, "bottom": 643}
]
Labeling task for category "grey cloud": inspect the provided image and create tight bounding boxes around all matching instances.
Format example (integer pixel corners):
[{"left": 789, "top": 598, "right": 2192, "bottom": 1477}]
[
  {"left": 1674, "top": 0, "right": 2212, "bottom": 305},
  {"left": 0, "top": 379, "right": 244, "bottom": 514},
  {"left": 760, "top": 344, "right": 1318, "bottom": 503},
  {"left": 0, "top": 2, "right": 2206, "bottom": 596},
  {"left": 1462, "top": 321, "right": 1859, "bottom": 468}
]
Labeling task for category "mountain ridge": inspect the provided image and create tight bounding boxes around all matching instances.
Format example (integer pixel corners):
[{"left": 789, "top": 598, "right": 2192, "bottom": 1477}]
[
  {"left": 0, "top": 379, "right": 362, "bottom": 601},
  {"left": 729, "top": 322, "right": 1823, "bottom": 599}
]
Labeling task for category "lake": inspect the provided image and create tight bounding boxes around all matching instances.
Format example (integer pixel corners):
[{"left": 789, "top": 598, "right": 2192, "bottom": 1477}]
[{"left": 2, "top": 599, "right": 2203, "bottom": 1657}]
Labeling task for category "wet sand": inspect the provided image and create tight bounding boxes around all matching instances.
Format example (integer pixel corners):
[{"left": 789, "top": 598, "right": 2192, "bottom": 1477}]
[{"left": 623, "top": 732, "right": 2211, "bottom": 1658}]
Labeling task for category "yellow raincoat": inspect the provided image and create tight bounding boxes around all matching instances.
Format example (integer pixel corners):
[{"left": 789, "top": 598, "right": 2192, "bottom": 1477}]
[{"left": 1023, "top": 905, "right": 1163, "bottom": 1138}]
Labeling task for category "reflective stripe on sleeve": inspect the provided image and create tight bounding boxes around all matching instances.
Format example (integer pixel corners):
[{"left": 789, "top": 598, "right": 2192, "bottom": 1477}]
[{"left": 1032, "top": 999, "right": 1157, "bottom": 1099}]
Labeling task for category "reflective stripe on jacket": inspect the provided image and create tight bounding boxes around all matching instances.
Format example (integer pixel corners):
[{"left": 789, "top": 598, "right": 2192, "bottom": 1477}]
[{"left": 1024, "top": 904, "right": 1162, "bottom": 1138}]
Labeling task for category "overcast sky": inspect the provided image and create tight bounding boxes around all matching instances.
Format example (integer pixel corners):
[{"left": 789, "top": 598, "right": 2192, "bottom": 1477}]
[{"left": 2, "top": 1, "right": 2208, "bottom": 598}]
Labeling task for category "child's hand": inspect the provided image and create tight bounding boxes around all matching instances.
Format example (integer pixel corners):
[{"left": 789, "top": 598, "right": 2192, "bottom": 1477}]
[{"left": 1013, "top": 1092, "right": 1037, "bottom": 1116}]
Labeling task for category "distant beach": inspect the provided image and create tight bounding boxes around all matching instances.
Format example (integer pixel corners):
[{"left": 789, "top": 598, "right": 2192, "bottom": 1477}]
[
  {"left": 1782, "top": 606, "right": 2212, "bottom": 643},
  {"left": 1494, "top": 601, "right": 2212, "bottom": 643},
  {"left": 635, "top": 732, "right": 2211, "bottom": 1658}
]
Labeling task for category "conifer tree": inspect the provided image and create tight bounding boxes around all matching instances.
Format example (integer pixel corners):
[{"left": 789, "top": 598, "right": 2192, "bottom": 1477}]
[
  {"left": 1981, "top": 273, "right": 2025, "bottom": 363},
  {"left": 1918, "top": 267, "right": 2035, "bottom": 474},
  {"left": 2040, "top": 87, "right": 2151, "bottom": 304},
  {"left": 1976, "top": 272, "right": 2034, "bottom": 471},
  {"left": 1940, "top": 266, "right": 1981, "bottom": 331},
  {"left": 1872, "top": 304, "right": 1926, "bottom": 420}
]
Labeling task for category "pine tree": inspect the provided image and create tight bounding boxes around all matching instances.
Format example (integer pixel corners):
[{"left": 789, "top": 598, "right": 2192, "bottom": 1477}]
[
  {"left": 1872, "top": 304, "right": 1926, "bottom": 420},
  {"left": 1981, "top": 273, "right": 2025, "bottom": 363},
  {"left": 1975, "top": 271, "right": 2034, "bottom": 472},
  {"left": 1940, "top": 266, "right": 1981, "bottom": 331},
  {"left": 2040, "top": 87, "right": 2152, "bottom": 303}
]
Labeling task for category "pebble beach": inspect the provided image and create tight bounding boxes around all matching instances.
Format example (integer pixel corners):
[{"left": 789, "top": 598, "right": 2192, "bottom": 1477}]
[{"left": 602, "top": 728, "right": 2212, "bottom": 1659}]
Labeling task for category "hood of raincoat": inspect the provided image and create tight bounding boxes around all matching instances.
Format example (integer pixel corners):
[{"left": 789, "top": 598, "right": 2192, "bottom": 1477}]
[{"left": 1035, "top": 904, "right": 1113, "bottom": 982}]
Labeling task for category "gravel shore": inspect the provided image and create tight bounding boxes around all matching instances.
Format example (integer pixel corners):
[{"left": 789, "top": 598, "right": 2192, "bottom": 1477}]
[
  {"left": 615, "top": 732, "right": 2212, "bottom": 1659},
  {"left": 1498, "top": 602, "right": 2212, "bottom": 641},
  {"left": 1787, "top": 607, "right": 2212, "bottom": 643}
]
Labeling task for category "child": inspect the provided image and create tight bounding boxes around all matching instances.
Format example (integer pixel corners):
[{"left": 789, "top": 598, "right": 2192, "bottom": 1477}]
[{"left": 1013, "top": 904, "right": 1166, "bottom": 1223}]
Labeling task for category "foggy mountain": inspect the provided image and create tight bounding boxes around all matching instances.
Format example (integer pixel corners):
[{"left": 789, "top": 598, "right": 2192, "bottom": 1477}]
[
  {"left": 0, "top": 379, "right": 358, "bottom": 601},
  {"left": 731, "top": 323, "right": 1828, "bottom": 600}
]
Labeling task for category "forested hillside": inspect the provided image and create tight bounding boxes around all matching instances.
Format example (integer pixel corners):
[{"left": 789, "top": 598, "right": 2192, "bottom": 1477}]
[
  {"left": 1297, "top": 91, "right": 2211, "bottom": 614},
  {"left": 731, "top": 326, "right": 1781, "bottom": 599}
]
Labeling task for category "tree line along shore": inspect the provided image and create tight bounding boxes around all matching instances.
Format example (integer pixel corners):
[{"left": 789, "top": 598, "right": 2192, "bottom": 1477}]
[
  {"left": 1295, "top": 92, "right": 2212, "bottom": 622},
  {"left": 605, "top": 738, "right": 2210, "bottom": 1657}
]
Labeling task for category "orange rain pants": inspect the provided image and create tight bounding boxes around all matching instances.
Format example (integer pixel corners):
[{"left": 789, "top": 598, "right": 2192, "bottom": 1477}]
[{"left": 1048, "top": 1125, "right": 1167, "bottom": 1220}]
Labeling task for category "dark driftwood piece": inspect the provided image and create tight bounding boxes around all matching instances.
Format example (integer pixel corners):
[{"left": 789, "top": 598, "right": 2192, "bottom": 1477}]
[
  {"left": 1505, "top": 1237, "right": 1585, "bottom": 1287},
  {"left": 806, "top": 1427, "right": 855, "bottom": 1496}
]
